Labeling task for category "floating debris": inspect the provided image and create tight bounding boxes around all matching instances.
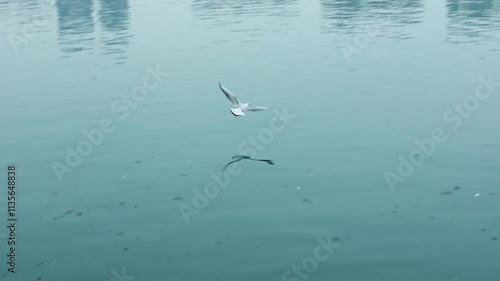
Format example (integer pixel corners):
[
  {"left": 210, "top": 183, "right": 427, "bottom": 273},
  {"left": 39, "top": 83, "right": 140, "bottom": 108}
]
[
  {"left": 123, "top": 247, "right": 129, "bottom": 251},
  {"left": 440, "top": 191, "right": 452, "bottom": 195},
  {"left": 453, "top": 186, "right": 460, "bottom": 190},
  {"left": 474, "top": 193, "right": 480, "bottom": 197},
  {"left": 172, "top": 197, "right": 184, "bottom": 201},
  {"left": 116, "top": 232, "right": 124, "bottom": 236},
  {"left": 489, "top": 193, "right": 497, "bottom": 196},
  {"left": 296, "top": 186, "right": 301, "bottom": 190},
  {"left": 134, "top": 160, "right": 142, "bottom": 164},
  {"left": 302, "top": 198, "right": 312, "bottom": 203}
]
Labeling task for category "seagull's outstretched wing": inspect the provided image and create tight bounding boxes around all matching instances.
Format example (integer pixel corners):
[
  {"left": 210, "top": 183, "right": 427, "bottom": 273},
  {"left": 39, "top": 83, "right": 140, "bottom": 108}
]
[
  {"left": 222, "top": 158, "right": 243, "bottom": 171},
  {"left": 245, "top": 105, "right": 268, "bottom": 111},
  {"left": 219, "top": 82, "right": 240, "bottom": 106}
]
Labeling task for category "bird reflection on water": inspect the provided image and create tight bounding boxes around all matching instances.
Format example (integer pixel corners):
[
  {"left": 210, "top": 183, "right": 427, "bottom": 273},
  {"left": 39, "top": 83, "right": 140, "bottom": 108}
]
[{"left": 222, "top": 155, "right": 275, "bottom": 171}]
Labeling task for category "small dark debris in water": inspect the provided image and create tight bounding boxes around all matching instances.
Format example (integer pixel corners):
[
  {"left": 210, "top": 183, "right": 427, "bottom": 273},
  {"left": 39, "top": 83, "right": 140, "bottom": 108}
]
[
  {"left": 37, "top": 277, "right": 42, "bottom": 281},
  {"left": 76, "top": 212, "right": 83, "bottom": 216},
  {"left": 216, "top": 241, "right": 221, "bottom": 245},
  {"left": 284, "top": 185, "right": 288, "bottom": 189},
  {"left": 151, "top": 155, "right": 156, "bottom": 159},
  {"left": 489, "top": 193, "right": 497, "bottom": 196},
  {"left": 134, "top": 160, "right": 142, "bottom": 164},
  {"left": 429, "top": 216, "right": 436, "bottom": 220},
  {"left": 481, "top": 228, "right": 487, "bottom": 232},
  {"left": 65, "top": 210, "right": 73, "bottom": 214},
  {"left": 440, "top": 191, "right": 452, "bottom": 195},
  {"left": 117, "top": 232, "right": 124, "bottom": 236},
  {"left": 226, "top": 235, "right": 230, "bottom": 239},
  {"left": 454, "top": 186, "right": 460, "bottom": 190},
  {"left": 123, "top": 247, "right": 129, "bottom": 251},
  {"left": 186, "top": 252, "right": 191, "bottom": 255},
  {"left": 120, "top": 202, "right": 125, "bottom": 206},
  {"left": 392, "top": 209, "right": 397, "bottom": 213},
  {"left": 253, "top": 243, "right": 264, "bottom": 249},
  {"left": 331, "top": 237, "right": 340, "bottom": 242},
  {"left": 394, "top": 206, "right": 399, "bottom": 209},
  {"left": 133, "top": 205, "right": 138, "bottom": 209},
  {"left": 37, "top": 262, "right": 44, "bottom": 267},
  {"left": 51, "top": 192, "right": 59, "bottom": 196},
  {"left": 136, "top": 237, "right": 141, "bottom": 240},
  {"left": 172, "top": 196, "right": 184, "bottom": 201},
  {"left": 180, "top": 173, "right": 187, "bottom": 177},
  {"left": 1, "top": 273, "right": 6, "bottom": 277},
  {"left": 492, "top": 236, "right": 498, "bottom": 241},
  {"left": 89, "top": 224, "right": 93, "bottom": 227},
  {"left": 302, "top": 198, "right": 312, "bottom": 203}
]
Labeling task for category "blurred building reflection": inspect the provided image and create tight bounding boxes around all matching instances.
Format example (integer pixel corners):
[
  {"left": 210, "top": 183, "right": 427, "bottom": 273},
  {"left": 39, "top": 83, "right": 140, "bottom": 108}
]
[
  {"left": 56, "top": 0, "right": 95, "bottom": 53},
  {"left": 55, "top": 0, "right": 130, "bottom": 63},
  {"left": 320, "top": 0, "right": 424, "bottom": 40},
  {"left": 98, "top": 0, "right": 131, "bottom": 64},
  {"left": 446, "top": 0, "right": 500, "bottom": 43},
  {"left": 192, "top": 0, "right": 298, "bottom": 22}
]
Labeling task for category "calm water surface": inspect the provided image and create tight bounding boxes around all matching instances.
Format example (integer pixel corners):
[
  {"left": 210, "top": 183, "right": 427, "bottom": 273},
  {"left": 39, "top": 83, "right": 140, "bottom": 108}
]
[{"left": 0, "top": 0, "right": 499, "bottom": 280}]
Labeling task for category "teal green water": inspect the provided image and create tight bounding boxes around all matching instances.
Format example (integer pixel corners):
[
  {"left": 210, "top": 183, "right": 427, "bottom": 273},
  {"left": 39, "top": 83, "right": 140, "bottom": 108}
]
[{"left": 1, "top": 0, "right": 500, "bottom": 280}]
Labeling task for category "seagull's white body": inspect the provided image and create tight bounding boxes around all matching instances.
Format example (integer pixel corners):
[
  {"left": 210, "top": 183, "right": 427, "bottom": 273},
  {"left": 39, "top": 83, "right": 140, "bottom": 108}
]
[{"left": 218, "top": 82, "right": 268, "bottom": 116}]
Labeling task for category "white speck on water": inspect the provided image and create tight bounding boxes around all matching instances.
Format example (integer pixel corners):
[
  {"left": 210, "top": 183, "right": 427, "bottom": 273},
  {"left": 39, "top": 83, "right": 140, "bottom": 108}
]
[
  {"left": 121, "top": 175, "right": 128, "bottom": 179},
  {"left": 51, "top": 261, "right": 56, "bottom": 266},
  {"left": 186, "top": 159, "right": 192, "bottom": 163},
  {"left": 296, "top": 186, "right": 301, "bottom": 190},
  {"left": 474, "top": 193, "right": 480, "bottom": 197}
]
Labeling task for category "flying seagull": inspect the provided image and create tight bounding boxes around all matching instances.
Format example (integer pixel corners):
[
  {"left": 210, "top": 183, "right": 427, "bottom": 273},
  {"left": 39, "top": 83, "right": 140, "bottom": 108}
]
[
  {"left": 218, "top": 82, "right": 268, "bottom": 116},
  {"left": 223, "top": 155, "right": 275, "bottom": 171}
]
